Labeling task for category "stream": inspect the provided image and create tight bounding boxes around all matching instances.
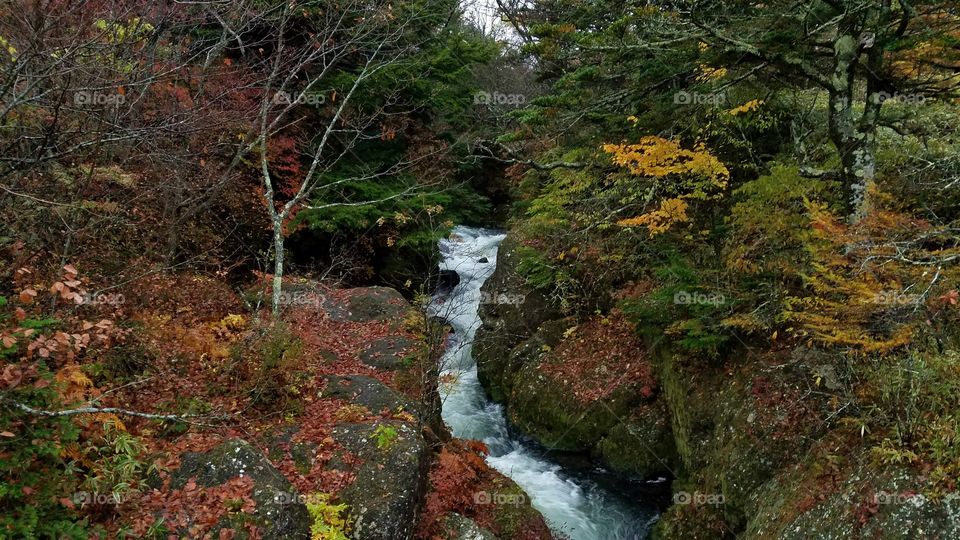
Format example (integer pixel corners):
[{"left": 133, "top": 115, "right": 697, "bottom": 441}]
[{"left": 429, "top": 226, "right": 661, "bottom": 540}]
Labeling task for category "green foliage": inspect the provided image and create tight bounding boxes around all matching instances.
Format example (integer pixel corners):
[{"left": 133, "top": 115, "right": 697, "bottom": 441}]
[
  {"left": 716, "top": 164, "right": 842, "bottom": 334},
  {"left": 620, "top": 255, "right": 731, "bottom": 356},
  {"left": 283, "top": 8, "right": 499, "bottom": 285},
  {"left": 78, "top": 421, "right": 154, "bottom": 503},
  {"left": 306, "top": 493, "right": 350, "bottom": 540},
  {"left": 725, "top": 164, "right": 840, "bottom": 278},
  {"left": 233, "top": 323, "right": 303, "bottom": 409},
  {"left": 371, "top": 424, "right": 398, "bottom": 450},
  {"left": 514, "top": 246, "right": 559, "bottom": 290},
  {"left": 0, "top": 374, "right": 87, "bottom": 538},
  {"left": 0, "top": 287, "right": 91, "bottom": 537}
]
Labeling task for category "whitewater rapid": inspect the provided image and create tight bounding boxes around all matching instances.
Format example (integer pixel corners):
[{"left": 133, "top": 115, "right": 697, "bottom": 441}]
[{"left": 429, "top": 226, "right": 658, "bottom": 540}]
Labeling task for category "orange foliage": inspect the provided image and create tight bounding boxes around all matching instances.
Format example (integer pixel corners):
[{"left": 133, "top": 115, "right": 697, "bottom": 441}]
[{"left": 784, "top": 189, "right": 959, "bottom": 354}]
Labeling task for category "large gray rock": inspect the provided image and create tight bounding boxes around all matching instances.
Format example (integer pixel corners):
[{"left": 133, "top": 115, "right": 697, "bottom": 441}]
[
  {"left": 321, "top": 375, "right": 417, "bottom": 415},
  {"left": 359, "top": 336, "right": 421, "bottom": 371},
  {"left": 473, "top": 237, "right": 563, "bottom": 402},
  {"left": 331, "top": 422, "right": 431, "bottom": 540},
  {"left": 323, "top": 286, "right": 410, "bottom": 322},
  {"left": 169, "top": 439, "right": 310, "bottom": 539},
  {"left": 745, "top": 462, "right": 960, "bottom": 539},
  {"left": 443, "top": 513, "right": 498, "bottom": 540}
]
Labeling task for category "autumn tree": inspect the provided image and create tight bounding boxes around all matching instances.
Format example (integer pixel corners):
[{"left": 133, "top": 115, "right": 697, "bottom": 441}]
[
  {"left": 495, "top": 0, "right": 960, "bottom": 217},
  {"left": 685, "top": 0, "right": 960, "bottom": 217},
  {"left": 0, "top": 1, "right": 275, "bottom": 274},
  {"left": 243, "top": 0, "right": 491, "bottom": 315}
]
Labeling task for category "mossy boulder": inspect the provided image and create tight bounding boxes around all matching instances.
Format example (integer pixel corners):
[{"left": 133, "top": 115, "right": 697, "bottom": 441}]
[
  {"left": 744, "top": 459, "right": 960, "bottom": 539},
  {"left": 321, "top": 375, "right": 417, "bottom": 416},
  {"left": 506, "top": 319, "right": 640, "bottom": 453},
  {"left": 168, "top": 439, "right": 311, "bottom": 539},
  {"left": 474, "top": 237, "right": 562, "bottom": 402},
  {"left": 359, "top": 335, "right": 421, "bottom": 371},
  {"left": 330, "top": 421, "right": 431, "bottom": 540},
  {"left": 323, "top": 286, "right": 410, "bottom": 323},
  {"left": 595, "top": 401, "right": 676, "bottom": 479},
  {"left": 480, "top": 475, "right": 551, "bottom": 539},
  {"left": 507, "top": 364, "right": 638, "bottom": 453}
]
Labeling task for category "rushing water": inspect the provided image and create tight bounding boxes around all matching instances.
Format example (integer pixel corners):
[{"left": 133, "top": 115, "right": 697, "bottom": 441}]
[{"left": 429, "top": 226, "right": 660, "bottom": 540}]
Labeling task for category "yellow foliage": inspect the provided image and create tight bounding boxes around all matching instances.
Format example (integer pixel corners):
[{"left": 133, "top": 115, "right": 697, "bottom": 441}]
[
  {"left": 56, "top": 364, "right": 93, "bottom": 402},
  {"left": 602, "top": 137, "right": 729, "bottom": 190},
  {"left": 727, "top": 99, "right": 764, "bottom": 116},
  {"left": 213, "top": 314, "right": 246, "bottom": 332},
  {"left": 781, "top": 197, "right": 957, "bottom": 355},
  {"left": 306, "top": 493, "right": 351, "bottom": 540},
  {"left": 603, "top": 137, "right": 728, "bottom": 235},
  {"left": 616, "top": 198, "right": 689, "bottom": 235},
  {"left": 0, "top": 35, "right": 16, "bottom": 61},
  {"left": 697, "top": 64, "right": 728, "bottom": 82}
]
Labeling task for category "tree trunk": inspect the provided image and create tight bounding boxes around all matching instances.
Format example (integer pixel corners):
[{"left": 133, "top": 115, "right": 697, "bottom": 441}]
[
  {"left": 164, "top": 216, "right": 181, "bottom": 266},
  {"left": 828, "top": 34, "right": 875, "bottom": 220},
  {"left": 271, "top": 220, "right": 284, "bottom": 318},
  {"left": 829, "top": 91, "right": 875, "bottom": 219}
]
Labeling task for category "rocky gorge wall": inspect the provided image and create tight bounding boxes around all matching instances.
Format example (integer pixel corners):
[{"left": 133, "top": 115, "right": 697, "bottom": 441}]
[{"left": 472, "top": 237, "right": 960, "bottom": 539}]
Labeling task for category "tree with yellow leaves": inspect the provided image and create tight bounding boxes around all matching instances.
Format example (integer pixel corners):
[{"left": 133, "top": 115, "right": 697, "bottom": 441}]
[{"left": 602, "top": 136, "right": 729, "bottom": 236}]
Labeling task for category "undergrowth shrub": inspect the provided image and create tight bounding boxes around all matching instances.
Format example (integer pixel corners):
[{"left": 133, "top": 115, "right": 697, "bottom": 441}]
[
  {"left": 865, "top": 350, "right": 960, "bottom": 496},
  {"left": 230, "top": 322, "right": 304, "bottom": 411}
]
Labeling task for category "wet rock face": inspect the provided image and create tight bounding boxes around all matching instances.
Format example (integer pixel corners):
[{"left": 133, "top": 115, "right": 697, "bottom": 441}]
[
  {"left": 323, "top": 286, "right": 410, "bottom": 322},
  {"left": 473, "top": 237, "right": 562, "bottom": 402},
  {"left": 595, "top": 402, "right": 676, "bottom": 479},
  {"left": 169, "top": 439, "right": 311, "bottom": 539},
  {"left": 331, "top": 422, "right": 430, "bottom": 540},
  {"left": 431, "top": 268, "right": 461, "bottom": 294}
]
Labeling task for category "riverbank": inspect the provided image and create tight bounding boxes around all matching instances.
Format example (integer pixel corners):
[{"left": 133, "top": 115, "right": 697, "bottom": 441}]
[{"left": 21, "top": 270, "right": 551, "bottom": 539}]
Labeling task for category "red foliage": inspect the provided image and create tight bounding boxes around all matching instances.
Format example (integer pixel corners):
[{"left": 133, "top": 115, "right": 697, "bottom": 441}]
[
  {"left": 539, "top": 312, "right": 656, "bottom": 403},
  {"left": 418, "top": 440, "right": 553, "bottom": 540},
  {"left": 267, "top": 131, "right": 306, "bottom": 198},
  {"left": 129, "top": 476, "right": 259, "bottom": 538}
]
